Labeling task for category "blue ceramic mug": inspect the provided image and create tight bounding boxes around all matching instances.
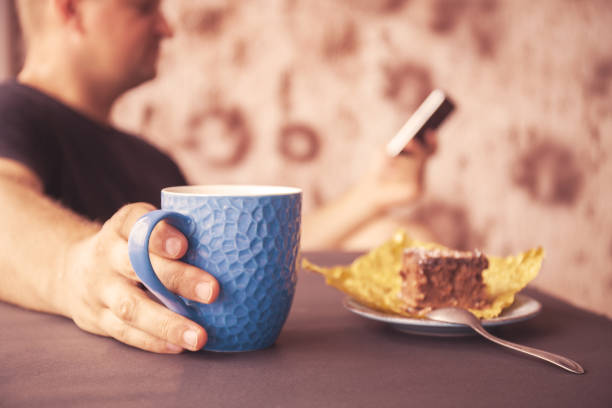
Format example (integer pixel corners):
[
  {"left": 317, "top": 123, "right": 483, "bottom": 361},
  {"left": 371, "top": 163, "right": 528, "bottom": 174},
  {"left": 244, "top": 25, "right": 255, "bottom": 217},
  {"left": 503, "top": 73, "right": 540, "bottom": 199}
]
[{"left": 128, "top": 185, "right": 301, "bottom": 352}]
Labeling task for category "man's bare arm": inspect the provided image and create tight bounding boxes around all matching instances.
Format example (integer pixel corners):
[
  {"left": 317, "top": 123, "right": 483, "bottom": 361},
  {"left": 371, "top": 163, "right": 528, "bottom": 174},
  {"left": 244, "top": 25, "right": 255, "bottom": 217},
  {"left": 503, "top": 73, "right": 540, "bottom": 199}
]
[
  {"left": 0, "top": 159, "right": 97, "bottom": 314},
  {"left": 0, "top": 158, "right": 219, "bottom": 353}
]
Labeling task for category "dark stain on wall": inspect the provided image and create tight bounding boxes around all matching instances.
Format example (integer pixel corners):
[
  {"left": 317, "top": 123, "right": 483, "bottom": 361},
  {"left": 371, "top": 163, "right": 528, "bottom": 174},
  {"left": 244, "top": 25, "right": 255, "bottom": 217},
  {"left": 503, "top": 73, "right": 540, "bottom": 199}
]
[
  {"left": 382, "top": 62, "right": 432, "bottom": 113},
  {"left": 573, "top": 250, "right": 587, "bottom": 265},
  {"left": 345, "top": 0, "right": 410, "bottom": 14},
  {"left": 583, "top": 116, "right": 607, "bottom": 171},
  {"left": 278, "top": 123, "right": 321, "bottom": 162},
  {"left": 336, "top": 107, "right": 360, "bottom": 140},
  {"left": 512, "top": 139, "right": 584, "bottom": 206},
  {"left": 479, "top": 0, "right": 498, "bottom": 13},
  {"left": 528, "top": 128, "right": 538, "bottom": 143},
  {"left": 183, "top": 7, "right": 229, "bottom": 36},
  {"left": 471, "top": 25, "right": 495, "bottom": 58},
  {"left": 588, "top": 59, "right": 612, "bottom": 97},
  {"left": 376, "top": 0, "right": 411, "bottom": 13},
  {"left": 588, "top": 122, "right": 600, "bottom": 143},
  {"left": 380, "top": 28, "right": 393, "bottom": 48},
  {"left": 429, "top": 0, "right": 500, "bottom": 57},
  {"left": 507, "top": 128, "right": 519, "bottom": 145},
  {"left": 279, "top": 69, "right": 293, "bottom": 114},
  {"left": 232, "top": 39, "right": 248, "bottom": 66},
  {"left": 323, "top": 20, "right": 360, "bottom": 60},
  {"left": 284, "top": 0, "right": 298, "bottom": 13},
  {"left": 470, "top": 0, "right": 501, "bottom": 58},
  {"left": 187, "top": 108, "right": 251, "bottom": 167},
  {"left": 311, "top": 184, "right": 325, "bottom": 208},
  {"left": 585, "top": 202, "right": 595, "bottom": 220},
  {"left": 499, "top": 242, "right": 514, "bottom": 257},
  {"left": 182, "top": 136, "right": 198, "bottom": 150},
  {"left": 410, "top": 200, "right": 486, "bottom": 251},
  {"left": 457, "top": 155, "right": 469, "bottom": 171},
  {"left": 429, "top": 0, "right": 468, "bottom": 34}
]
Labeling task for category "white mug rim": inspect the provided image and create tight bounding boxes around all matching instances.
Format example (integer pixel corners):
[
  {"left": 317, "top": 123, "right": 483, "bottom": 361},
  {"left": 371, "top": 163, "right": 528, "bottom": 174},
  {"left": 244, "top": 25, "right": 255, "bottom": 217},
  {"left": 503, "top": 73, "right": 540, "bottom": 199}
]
[{"left": 162, "top": 185, "right": 302, "bottom": 197}]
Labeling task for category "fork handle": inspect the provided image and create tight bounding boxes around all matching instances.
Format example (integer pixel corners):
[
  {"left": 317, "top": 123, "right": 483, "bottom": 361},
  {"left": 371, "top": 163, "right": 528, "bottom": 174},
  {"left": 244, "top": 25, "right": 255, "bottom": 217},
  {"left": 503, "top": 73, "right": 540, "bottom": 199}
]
[{"left": 471, "top": 325, "right": 584, "bottom": 374}]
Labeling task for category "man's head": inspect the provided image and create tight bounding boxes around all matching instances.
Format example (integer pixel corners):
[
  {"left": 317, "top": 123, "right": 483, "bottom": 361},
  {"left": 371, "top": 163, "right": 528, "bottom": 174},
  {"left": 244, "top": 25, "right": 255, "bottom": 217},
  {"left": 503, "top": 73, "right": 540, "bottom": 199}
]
[{"left": 17, "top": 0, "right": 173, "bottom": 98}]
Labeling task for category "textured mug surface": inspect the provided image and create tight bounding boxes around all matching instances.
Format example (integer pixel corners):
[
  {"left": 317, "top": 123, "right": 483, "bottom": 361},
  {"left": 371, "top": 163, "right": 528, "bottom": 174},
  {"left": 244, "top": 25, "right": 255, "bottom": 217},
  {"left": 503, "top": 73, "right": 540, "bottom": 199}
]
[{"left": 128, "top": 185, "right": 302, "bottom": 352}]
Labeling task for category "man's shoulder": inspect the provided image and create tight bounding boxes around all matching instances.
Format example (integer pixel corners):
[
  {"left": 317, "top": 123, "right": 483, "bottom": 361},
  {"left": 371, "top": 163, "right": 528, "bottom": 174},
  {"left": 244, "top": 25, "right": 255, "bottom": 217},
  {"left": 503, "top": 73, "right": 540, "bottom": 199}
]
[
  {"left": 0, "top": 80, "right": 44, "bottom": 120},
  {"left": 0, "top": 80, "right": 28, "bottom": 102},
  {"left": 0, "top": 80, "right": 62, "bottom": 160}
]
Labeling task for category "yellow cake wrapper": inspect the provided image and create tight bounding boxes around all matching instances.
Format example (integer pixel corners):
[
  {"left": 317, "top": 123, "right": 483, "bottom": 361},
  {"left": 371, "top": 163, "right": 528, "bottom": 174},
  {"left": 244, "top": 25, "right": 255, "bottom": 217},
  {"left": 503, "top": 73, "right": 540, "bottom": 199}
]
[{"left": 302, "top": 230, "right": 544, "bottom": 319}]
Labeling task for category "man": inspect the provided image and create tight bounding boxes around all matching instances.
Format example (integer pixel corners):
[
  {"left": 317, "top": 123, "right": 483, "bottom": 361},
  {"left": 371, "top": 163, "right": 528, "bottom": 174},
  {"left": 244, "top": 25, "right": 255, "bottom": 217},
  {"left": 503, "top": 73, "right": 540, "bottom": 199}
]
[{"left": 0, "top": 0, "right": 433, "bottom": 353}]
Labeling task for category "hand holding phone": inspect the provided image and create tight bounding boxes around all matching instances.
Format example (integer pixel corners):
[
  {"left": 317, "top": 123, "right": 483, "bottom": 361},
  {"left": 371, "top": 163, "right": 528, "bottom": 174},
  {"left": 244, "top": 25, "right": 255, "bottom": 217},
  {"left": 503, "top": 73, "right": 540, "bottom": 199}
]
[{"left": 386, "top": 89, "right": 454, "bottom": 157}]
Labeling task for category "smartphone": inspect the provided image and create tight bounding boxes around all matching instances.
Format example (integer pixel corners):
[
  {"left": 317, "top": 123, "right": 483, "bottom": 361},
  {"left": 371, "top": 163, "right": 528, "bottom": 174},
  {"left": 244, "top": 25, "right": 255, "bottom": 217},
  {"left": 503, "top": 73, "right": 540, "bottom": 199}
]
[{"left": 386, "top": 89, "right": 455, "bottom": 157}]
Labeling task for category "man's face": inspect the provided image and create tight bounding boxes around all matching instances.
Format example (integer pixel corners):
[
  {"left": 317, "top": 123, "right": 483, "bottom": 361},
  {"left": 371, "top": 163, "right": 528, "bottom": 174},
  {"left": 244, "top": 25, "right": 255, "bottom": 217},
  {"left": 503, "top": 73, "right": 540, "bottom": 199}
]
[{"left": 78, "top": 0, "right": 173, "bottom": 92}]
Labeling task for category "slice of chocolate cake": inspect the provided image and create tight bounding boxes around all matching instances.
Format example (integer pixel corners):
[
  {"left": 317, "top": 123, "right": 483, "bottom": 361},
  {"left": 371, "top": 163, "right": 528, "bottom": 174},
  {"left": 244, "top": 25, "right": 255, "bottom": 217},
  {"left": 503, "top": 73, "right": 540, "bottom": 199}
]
[{"left": 400, "top": 248, "right": 490, "bottom": 315}]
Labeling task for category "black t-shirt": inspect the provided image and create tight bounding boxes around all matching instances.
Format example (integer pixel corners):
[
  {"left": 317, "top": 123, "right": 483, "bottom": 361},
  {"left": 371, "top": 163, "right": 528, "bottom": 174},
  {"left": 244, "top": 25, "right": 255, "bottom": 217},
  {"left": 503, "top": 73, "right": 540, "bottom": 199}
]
[{"left": 0, "top": 80, "right": 187, "bottom": 222}]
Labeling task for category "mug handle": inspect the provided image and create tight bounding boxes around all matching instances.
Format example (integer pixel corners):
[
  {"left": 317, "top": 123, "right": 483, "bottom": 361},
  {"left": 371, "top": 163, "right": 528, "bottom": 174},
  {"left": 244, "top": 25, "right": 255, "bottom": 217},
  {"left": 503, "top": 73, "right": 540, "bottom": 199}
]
[{"left": 128, "top": 209, "right": 200, "bottom": 322}]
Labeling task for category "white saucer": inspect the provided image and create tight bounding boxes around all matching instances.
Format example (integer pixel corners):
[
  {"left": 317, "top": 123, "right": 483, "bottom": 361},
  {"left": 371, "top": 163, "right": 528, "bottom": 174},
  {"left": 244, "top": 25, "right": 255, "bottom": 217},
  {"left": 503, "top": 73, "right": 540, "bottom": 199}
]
[{"left": 343, "top": 293, "right": 542, "bottom": 337}]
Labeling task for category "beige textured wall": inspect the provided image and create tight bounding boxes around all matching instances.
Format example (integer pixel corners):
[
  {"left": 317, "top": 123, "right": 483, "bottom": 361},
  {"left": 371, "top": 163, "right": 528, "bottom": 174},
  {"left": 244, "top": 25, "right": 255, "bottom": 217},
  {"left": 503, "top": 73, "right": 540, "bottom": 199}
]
[{"left": 112, "top": 0, "right": 612, "bottom": 318}]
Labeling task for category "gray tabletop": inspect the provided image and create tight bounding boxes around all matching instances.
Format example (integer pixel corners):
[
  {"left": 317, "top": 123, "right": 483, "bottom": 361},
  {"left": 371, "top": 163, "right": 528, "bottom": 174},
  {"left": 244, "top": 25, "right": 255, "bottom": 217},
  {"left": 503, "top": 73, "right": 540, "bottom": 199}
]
[{"left": 1, "top": 251, "right": 611, "bottom": 407}]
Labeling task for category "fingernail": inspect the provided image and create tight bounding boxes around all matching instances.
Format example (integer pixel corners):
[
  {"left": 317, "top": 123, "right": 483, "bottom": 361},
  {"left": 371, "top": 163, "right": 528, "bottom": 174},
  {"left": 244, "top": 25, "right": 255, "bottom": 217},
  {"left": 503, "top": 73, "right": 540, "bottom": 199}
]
[
  {"left": 196, "top": 282, "right": 213, "bottom": 303},
  {"left": 182, "top": 329, "right": 198, "bottom": 350},
  {"left": 164, "top": 236, "right": 182, "bottom": 257},
  {"left": 166, "top": 342, "right": 183, "bottom": 353}
]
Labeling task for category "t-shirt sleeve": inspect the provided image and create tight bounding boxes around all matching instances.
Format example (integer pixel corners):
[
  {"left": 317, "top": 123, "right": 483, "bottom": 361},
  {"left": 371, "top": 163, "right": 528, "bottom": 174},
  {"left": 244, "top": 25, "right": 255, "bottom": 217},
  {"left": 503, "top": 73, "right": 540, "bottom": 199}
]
[{"left": 0, "top": 89, "right": 56, "bottom": 184}]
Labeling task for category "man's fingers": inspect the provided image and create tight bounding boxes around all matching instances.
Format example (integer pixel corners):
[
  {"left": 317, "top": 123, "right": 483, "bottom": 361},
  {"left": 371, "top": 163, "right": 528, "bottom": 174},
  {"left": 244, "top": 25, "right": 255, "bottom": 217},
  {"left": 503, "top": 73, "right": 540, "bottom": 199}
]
[
  {"left": 423, "top": 129, "right": 438, "bottom": 154},
  {"left": 149, "top": 254, "right": 219, "bottom": 304},
  {"left": 108, "top": 239, "right": 219, "bottom": 304},
  {"left": 109, "top": 203, "right": 188, "bottom": 259},
  {"left": 400, "top": 139, "right": 427, "bottom": 156},
  {"left": 101, "top": 282, "right": 207, "bottom": 352},
  {"left": 109, "top": 202, "right": 155, "bottom": 238},
  {"left": 149, "top": 222, "right": 188, "bottom": 259},
  {"left": 100, "top": 310, "right": 185, "bottom": 354}
]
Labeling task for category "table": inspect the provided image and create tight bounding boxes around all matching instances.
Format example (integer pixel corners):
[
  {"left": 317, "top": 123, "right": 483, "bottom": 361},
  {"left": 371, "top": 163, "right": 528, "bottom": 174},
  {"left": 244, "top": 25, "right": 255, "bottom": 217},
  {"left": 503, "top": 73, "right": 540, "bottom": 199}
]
[{"left": 1, "top": 251, "right": 611, "bottom": 407}]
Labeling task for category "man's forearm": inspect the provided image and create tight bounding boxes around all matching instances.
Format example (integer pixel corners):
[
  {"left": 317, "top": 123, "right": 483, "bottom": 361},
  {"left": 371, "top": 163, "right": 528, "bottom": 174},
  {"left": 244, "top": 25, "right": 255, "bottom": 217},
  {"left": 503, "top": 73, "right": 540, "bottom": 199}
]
[
  {"left": 0, "top": 177, "right": 99, "bottom": 316},
  {"left": 301, "top": 184, "right": 381, "bottom": 250}
]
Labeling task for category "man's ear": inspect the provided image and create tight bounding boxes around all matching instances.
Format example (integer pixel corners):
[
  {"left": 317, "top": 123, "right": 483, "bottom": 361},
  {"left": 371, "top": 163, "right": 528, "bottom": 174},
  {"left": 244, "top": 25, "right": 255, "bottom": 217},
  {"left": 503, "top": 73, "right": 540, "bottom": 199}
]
[{"left": 52, "top": 0, "right": 84, "bottom": 32}]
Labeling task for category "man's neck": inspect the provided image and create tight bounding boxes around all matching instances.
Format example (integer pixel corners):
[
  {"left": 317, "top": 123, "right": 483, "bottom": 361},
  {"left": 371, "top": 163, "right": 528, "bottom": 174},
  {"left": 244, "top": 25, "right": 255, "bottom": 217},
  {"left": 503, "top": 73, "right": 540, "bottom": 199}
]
[{"left": 17, "top": 60, "right": 119, "bottom": 125}]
